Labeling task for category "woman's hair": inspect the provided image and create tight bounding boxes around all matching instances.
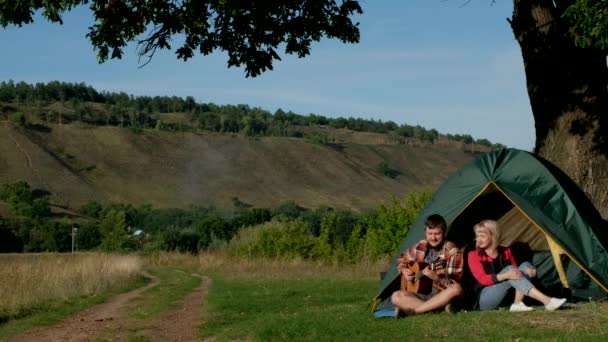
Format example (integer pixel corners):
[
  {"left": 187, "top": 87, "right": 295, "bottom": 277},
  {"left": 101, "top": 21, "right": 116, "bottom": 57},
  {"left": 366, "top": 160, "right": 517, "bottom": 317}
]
[{"left": 474, "top": 219, "right": 499, "bottom": 249}]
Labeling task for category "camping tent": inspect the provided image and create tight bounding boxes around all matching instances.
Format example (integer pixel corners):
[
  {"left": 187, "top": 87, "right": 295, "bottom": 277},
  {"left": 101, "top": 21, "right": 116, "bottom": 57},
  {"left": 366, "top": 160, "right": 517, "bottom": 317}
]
[{"left": 374, "top": 148, "right": 608, "bottom": 306}]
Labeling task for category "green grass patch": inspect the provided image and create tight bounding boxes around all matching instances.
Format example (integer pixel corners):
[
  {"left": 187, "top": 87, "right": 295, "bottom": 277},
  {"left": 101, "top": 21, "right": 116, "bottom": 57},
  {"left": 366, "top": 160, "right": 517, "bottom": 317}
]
[
  {"left": 0, "top": 275, "right": 148, "bottom": 341},
  {"left": 128, "top": 267, "right": 201, "bottom": 319},
  {"left": 202, "top": 275, "right": 608, "bottom": 342}
]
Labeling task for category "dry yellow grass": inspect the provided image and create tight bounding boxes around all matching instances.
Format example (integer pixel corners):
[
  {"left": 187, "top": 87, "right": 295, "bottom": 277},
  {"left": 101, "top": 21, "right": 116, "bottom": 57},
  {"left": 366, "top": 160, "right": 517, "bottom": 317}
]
[
  {"left": 0, "top": 253, "right": 141, "bottom": 317},
  {"left": 144, "top": 251, "right": 390, "bottom": 280}
]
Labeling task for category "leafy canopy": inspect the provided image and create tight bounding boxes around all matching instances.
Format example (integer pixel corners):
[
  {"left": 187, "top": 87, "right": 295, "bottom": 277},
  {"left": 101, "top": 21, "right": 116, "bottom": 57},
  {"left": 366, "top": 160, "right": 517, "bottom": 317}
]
[
  {"left": 564, "top": 0, "right": 608, "bottom": 50},
  {"left": 2, "top": 1, "right": 607, "bottom": 76},
  {"left": 0, "top": 0, "right": 362, "bottom": 77}
]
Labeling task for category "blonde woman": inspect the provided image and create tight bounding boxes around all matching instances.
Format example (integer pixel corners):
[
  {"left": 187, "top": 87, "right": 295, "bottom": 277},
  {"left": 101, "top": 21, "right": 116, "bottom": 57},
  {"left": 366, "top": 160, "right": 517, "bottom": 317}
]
[{"left": 467, "top": 220, "right": 567, "bottom": 311}]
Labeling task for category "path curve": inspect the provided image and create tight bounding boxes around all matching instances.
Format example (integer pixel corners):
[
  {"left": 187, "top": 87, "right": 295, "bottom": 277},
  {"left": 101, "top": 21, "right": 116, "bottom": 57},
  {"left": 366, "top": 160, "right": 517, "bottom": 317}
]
[{"left": 8, "top": 271, "right": 212, "bottom": 342}]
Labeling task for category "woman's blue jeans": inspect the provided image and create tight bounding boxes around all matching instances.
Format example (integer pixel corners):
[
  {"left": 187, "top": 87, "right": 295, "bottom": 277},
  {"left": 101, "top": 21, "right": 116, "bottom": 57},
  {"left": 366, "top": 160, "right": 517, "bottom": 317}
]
[{"left": 479, "top": 262, "right": 535, "bottom": 311}]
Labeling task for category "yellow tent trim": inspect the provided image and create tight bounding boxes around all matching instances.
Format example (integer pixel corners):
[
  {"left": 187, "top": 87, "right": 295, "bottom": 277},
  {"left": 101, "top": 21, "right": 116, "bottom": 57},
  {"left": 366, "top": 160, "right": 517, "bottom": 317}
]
[
  {"left": 546, "top": 236, "right": 570, "bottom": 288},
  {"left": 492, "top": 182, "right": 608, "bottom": 294}
]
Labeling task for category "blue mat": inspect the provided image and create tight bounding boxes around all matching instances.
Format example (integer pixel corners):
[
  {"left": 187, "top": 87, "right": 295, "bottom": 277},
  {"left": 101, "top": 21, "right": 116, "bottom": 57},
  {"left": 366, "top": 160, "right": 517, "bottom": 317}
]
[{"left": 373, "top": 308, "right": 396, "bottom": 318}]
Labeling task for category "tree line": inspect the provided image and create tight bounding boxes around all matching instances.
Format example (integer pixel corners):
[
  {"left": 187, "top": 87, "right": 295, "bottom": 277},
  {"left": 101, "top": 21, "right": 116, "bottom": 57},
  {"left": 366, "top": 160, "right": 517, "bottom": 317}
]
[
  {"left": 0, "top": 80, "right": 504, "bottom": 148},
  {"left": 0, "top": 180, "right": 430, "bottom": 261}
]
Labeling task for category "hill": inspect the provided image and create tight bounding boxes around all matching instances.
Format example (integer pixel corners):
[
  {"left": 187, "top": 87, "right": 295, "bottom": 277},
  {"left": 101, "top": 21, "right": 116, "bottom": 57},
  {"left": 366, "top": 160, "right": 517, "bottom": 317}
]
[{"left": 0, "top": 121, "right": 485, "bottom": 211}]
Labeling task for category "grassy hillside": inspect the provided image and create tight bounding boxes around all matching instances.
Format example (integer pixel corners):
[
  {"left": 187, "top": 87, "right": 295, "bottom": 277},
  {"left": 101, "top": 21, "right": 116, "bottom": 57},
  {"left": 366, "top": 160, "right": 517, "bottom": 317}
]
[{"left": 0, "top": 121, "right": 483, "bottom": 211}]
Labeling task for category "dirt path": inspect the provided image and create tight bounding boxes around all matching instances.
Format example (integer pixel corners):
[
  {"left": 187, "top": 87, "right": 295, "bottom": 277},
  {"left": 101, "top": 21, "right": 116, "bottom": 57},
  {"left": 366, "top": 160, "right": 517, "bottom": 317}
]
[
  {"left": 8, "top": 272, "right": 212, "bottom": 342},
  {"left": 128, "top": 274, "right": 212, "bottom": 342}
]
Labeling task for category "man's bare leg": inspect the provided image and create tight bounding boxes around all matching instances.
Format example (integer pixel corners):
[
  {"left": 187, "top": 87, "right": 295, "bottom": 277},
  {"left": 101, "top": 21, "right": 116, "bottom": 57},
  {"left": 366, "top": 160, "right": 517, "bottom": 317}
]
[
  {"left": 413, "top": 283, "right": 463, "bottom": 314},
  {"left": 391, "top": 291, "right": 424, "bottom": 311}
]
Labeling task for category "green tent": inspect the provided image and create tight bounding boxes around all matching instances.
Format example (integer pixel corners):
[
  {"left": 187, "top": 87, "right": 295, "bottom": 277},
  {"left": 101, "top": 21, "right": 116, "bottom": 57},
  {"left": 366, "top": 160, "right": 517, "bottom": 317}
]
[{"left": 374, "top": 148, "right": 608, "bottom": 306}]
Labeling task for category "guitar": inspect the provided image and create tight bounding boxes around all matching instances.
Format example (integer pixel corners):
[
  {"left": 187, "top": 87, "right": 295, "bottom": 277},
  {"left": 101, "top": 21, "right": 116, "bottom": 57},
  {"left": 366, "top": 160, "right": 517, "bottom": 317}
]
[{"left": 399, "top": 258, "right": 445, "bottom": 295}]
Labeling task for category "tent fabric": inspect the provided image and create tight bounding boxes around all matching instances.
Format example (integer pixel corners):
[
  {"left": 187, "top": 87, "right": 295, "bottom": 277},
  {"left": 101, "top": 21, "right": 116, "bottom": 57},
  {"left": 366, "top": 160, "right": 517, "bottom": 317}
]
[{"left": 375, "top": 148, "right": 608, "bottom": 303}]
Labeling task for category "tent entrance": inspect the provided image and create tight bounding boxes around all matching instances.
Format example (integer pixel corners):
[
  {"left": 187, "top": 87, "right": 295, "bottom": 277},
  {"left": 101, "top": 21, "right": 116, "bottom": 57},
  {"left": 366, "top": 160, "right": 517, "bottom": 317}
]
[{"left": 446, "top": 182, "right": 576, "bottom": 296}]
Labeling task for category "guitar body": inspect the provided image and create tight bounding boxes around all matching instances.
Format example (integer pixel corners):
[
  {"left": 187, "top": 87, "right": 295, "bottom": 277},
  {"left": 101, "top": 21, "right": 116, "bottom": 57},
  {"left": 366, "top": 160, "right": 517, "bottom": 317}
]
[
  {"left": 400, "top": 261, "right": 433, "bottom": 295},
  {"left": 398, "top": 256, "right": 446, "bottom": 295}
]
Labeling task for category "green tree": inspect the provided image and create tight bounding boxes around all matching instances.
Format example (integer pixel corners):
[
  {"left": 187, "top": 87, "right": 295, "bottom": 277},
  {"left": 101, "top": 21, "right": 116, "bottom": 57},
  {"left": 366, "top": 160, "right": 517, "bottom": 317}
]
[
  {"left": 25, "top": 221, "right": 71, "bottom": 252},
  {"left": 0, "top": 1, "right": 361, "bottom": 77},
  {"left": 176, "top": 228, "right": 201, "bottom": 254},
  {"left": 0, "top": 81, "right": 16, "bottom": 101},
  {"left": 99, "top": 209, "right": 128, "bottom": 251},
  {"left": 344, "top": 224, "right": 366, "bottom": 261},
  {"left": 158, "top": 226, "right": 181, "bottom": 251},
  {"left": 271, "top": 201, "right": 305, "bottom": 221},
  {"left": 311, "top": 221, "right": 335, "bottom": 260},
  {"left": 229, "top": 220, "right": 316, "bottom": 258},
  {"left": 364, "top": 191, "right": 432, "bottom": 257},
  {"left": 0, "top": 219, "right": 23, "bottom": 252},
  {"left": 0, "top": 181, "right": 50, "bottom": 219},
  {"left": 78, "top": 201, "right": 103, "bottom": 218},
  {"left": 76, "top": 222, "right": 102, "bottom": 250},
  {"left": 378, "top": 160, "right": 400, "bottom": 178},
  {"left": 507, "top": 0, "right": 608, "bottom": 217},
  {"left": 9, "top": 112, "right": 27, "bottom": 127},
  {"left": 194, "top": 214, "right": 231, "bottom": 248},
  {"left": 0, "top": 181, "right": 33, "bottom": 206}
]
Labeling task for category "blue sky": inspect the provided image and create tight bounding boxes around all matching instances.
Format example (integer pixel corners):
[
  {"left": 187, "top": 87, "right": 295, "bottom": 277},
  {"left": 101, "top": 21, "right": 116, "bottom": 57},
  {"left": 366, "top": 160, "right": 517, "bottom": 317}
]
[{"left": 0, "top": 1, "right": 534, "bottom": 150}]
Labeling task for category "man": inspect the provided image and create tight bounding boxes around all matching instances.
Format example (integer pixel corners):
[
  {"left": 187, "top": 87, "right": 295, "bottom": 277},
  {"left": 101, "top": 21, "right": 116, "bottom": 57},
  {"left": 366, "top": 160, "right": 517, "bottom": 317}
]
[{"left": 391, "top": 214, "right": 463, "bottom": 317}]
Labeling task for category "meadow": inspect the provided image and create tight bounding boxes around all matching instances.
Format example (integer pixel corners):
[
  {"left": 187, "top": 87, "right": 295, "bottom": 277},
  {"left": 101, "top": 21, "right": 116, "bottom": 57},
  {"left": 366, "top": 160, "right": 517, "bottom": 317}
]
[
  {"left": 1, "top": 252, "right": 608, "bottom": 341},
  {"left": 155, "top": 252, "right": 608, "bottom": 342}
]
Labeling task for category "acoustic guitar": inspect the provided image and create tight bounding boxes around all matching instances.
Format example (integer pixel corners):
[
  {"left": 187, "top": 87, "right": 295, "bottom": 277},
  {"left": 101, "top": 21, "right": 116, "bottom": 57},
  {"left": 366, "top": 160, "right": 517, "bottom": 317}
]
[{"left": 399, "top": 258, "right": 444, "bottom": 295}]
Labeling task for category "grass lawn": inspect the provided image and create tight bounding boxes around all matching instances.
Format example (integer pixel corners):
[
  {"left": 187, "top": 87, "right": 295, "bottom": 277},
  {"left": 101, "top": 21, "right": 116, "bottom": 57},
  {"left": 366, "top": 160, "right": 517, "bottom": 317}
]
[{"left": 201, "top": 274, "right": 608, "bottom": 342}]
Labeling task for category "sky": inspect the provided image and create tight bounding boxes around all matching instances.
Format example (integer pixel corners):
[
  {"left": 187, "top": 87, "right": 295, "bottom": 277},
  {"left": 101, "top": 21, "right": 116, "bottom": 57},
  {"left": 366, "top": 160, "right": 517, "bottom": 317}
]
[{"left": 0, "top": 1, "right": 535, "bottom": 150}]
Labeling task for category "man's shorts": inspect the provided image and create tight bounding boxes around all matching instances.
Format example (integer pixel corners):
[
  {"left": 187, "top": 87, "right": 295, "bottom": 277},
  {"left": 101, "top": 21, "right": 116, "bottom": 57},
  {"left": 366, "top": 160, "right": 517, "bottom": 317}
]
[{"left": 411, "top": 288, "right": 439, "bottom": 301}]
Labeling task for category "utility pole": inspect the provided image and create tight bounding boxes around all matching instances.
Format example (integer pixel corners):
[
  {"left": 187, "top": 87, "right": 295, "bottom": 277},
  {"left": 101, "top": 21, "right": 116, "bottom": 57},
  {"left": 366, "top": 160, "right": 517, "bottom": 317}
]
[{"left": 71, "top": 227, "right": 78, "bottom": 254}]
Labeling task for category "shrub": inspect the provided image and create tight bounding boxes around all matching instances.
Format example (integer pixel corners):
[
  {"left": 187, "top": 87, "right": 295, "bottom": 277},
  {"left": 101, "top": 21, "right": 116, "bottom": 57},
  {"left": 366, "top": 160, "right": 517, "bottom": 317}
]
[
  {"left": 344, "top": 224, "right": 366, "bottom": 261},
  {"left": 78, "top": 201, "right": 103, "bottom": 219},
  {"left": 364, "top": 191, "right": 432, "bottom": 257},
  {"left": 271, "top": 201, "right": 305, "bottom": 221},
  {"left": 76, "top": 222, "right": 103, "bottom": 250},
  {"left": 378, "top": 160, "right": 400, "bottom": 178},
  {"left": 228, "top": 219, "right": 316, "bottom": 258},
  {"left": 10, "top": 112, "right": 27, "bottom": 127},
  {"left": 0, "top": 181, "right": 50, "bottom": 218},
  {"left": 0, "top": 219, "right": 23, "bottom": 253},
  {"left": 99, "top": 209, "right": 128, "bottom": 251}
]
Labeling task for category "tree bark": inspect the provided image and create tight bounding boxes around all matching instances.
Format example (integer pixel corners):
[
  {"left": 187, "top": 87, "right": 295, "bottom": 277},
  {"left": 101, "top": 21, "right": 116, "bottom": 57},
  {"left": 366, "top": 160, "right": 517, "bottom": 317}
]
[{"left": 511, "top": 0, "right": 608, "bottom": 218}]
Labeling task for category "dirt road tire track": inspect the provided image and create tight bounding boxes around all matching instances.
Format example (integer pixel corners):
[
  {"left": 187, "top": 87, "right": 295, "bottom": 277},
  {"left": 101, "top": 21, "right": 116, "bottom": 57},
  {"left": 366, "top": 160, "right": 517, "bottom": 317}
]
[
  {"left": 8, "top": 271, "right": 212, "bottom": 342},
  {"left": 128, "top": 274, "right": 212, "bottom": 342}
]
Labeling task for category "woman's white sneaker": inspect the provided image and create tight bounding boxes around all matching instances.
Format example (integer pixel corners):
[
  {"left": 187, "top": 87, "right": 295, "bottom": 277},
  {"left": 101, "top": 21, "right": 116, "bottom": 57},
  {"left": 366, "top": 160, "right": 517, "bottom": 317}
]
[
  {"left": 509, "top": 302, "right": 534, "bottom": 312},
  {"left": 545, "top": 298, "right": 567, "bottom": 311}
]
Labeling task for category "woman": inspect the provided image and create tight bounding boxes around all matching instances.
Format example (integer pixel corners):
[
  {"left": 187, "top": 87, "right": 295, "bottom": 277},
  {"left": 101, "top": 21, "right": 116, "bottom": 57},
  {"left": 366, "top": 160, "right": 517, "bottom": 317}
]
[{"left": 467, "top": 219, "right": 567, "bottom": 311}]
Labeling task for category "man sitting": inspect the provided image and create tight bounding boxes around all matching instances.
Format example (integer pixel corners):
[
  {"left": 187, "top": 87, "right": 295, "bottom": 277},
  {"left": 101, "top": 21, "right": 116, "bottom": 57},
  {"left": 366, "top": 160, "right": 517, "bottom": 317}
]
[{"left": 391, "top": 214, "right": 464, "bottom": 317}]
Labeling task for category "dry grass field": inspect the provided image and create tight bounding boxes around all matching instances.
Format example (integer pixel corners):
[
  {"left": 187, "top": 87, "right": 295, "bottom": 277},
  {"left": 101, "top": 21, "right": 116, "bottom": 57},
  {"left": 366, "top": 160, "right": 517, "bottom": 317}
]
[
  {"left": 145, "top": 250, "right": 390, "bottom": 280},
  {"left": 0, "top": 253, "right": 141, "bottom": 318}
]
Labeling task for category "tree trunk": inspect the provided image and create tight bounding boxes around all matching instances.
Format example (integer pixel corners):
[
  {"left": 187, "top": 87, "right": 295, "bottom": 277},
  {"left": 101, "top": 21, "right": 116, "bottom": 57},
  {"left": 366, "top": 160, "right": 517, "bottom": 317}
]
[{"left": 511, "top": 0, "right": 608, "bottom": 218}]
